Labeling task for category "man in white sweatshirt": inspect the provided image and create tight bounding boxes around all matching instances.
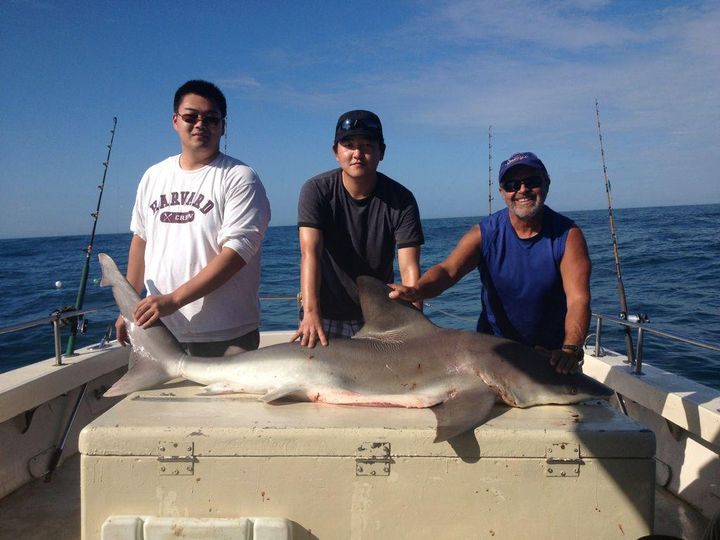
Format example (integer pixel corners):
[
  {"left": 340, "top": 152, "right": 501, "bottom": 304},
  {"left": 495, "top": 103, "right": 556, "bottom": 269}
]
[{"left": 115, "top": 80, "right": 271, "bottom": 356}]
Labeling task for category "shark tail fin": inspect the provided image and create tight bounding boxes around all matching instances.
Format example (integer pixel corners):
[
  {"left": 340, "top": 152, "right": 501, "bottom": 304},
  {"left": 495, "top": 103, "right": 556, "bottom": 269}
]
[
  {"left": 104, "top": 350, "right": 177, "bottom": 397},
  {"left": 98, "top": 253, "right": 123, "bottom": 288}
]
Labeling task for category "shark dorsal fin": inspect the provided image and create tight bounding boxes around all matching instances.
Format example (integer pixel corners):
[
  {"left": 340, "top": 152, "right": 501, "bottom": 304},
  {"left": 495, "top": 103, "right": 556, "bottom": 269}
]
[{"left": 353, "top": 275, "right": 437, "bottom": 339}]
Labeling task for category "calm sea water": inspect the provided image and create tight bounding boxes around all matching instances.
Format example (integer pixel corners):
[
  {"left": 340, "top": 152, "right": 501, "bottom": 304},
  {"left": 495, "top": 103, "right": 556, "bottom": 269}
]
[{"left": 1, "top": 204, "right": 718, "bottom": 389}]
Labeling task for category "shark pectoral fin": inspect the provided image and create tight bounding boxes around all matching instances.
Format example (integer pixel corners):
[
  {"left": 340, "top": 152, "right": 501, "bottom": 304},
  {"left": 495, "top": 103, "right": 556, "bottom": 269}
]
[
  {"left": 260, "top": 385, "right": 306, "bottom": 403},
  {"left": 431, "top": 386, "right": 497, "bottom": 443}
]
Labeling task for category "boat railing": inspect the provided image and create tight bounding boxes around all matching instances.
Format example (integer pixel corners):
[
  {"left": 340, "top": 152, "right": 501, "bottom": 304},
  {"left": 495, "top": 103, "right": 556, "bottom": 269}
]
[
  {"left": 0, "top": 303, "right": 119, "bottom": 366},
  {"left": 0, "top": 295, "right": 302, "bottom": 368},
  {"left": 589, "top": 312, "right": 720, "bottom": 375},
  {"left": 4, "top": 303, "right": 718, "bottom": 375}
]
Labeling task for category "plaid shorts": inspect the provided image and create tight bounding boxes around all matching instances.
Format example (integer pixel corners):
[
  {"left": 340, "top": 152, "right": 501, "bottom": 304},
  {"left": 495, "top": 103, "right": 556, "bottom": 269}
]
[{"left": 322, "top": 318, "right": 364, "bottom": 338}]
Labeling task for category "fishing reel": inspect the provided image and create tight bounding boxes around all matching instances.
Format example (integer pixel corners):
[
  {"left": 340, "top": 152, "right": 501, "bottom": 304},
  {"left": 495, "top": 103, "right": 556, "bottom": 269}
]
[
  {"left": 49, "top": 306, "right": 89, "bottom": 334},
  {"left": 619, "top": 312, "right": 649, "bottom": 324}
]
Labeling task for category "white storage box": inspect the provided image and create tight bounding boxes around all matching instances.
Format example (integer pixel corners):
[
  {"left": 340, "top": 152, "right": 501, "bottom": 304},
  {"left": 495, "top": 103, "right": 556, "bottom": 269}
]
[{"left": 80, "top": 383, "right": 655, "bottom": 539}]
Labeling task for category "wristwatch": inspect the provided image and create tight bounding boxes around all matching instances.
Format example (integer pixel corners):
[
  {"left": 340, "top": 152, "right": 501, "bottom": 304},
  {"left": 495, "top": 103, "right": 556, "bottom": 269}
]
[{"left": 561, "top": 344, "right": 584, "bottom": 363}]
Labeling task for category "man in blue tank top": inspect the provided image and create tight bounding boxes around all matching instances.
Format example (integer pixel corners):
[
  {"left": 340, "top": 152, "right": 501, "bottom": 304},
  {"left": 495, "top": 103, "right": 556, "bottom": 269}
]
[{"left": 389, "top": 152, "right": 591, "bottom": 375}]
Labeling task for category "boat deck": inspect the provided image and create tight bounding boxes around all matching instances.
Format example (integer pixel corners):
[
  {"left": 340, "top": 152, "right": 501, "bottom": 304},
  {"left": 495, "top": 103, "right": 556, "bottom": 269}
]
[
  {"left": 0, "top": 453, "right": 709, "bottom": 540},
  {"left": 0, "top": 455, "right": 81, "bottom": 540}
]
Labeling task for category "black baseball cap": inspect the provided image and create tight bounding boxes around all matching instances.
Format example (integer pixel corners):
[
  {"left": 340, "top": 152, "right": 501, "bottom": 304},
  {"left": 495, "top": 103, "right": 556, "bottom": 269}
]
[{"left": 334, "top": 110, "right": 384, "bottom": 145}]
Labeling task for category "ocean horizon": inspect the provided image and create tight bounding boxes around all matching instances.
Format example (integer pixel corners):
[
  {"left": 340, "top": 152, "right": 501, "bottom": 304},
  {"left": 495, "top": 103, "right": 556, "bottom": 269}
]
[{"left": 1, "top": 202, "right": 715, "bottom": 241}]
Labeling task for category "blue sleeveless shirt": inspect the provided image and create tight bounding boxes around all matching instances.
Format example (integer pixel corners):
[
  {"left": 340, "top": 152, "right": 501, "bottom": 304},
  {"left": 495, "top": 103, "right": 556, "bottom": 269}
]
[{"left": 477, "top": 206, "right": 574, "bottom": 349}]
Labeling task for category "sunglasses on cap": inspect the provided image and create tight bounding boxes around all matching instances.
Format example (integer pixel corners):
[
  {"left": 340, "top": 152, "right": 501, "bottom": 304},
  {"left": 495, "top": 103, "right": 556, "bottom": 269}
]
[
  {"left": 176, "top": 112, "right": 223, "bottom": 127},
  {"left": 501, "top": 176, "right": 545, "bottom": 192},
  {"left": 338, "top": 117, "right": 381, "bottom": 132}
]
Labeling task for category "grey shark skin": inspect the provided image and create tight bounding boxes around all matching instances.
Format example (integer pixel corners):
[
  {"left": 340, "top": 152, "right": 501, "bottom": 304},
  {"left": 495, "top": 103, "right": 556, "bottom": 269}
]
[{"left": 99, "top": 253, "right": 612, "bottom": 443}]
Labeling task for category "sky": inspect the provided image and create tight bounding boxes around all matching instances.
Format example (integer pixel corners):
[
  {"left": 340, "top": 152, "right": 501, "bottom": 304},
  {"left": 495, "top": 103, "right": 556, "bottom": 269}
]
[{"left": 1, "top": 0, "right": 719, "bottom": 238}]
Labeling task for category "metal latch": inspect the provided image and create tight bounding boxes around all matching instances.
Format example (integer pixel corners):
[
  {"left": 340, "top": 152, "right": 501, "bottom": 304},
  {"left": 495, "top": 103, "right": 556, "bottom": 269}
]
[
  {"left": 158, "top": 441, "right": 195, "bottom": 476},
  {"left": 545, "top": 443, "right": 582, "bottom": 477},
  {"left": 356, "top": 442, "right": 392, "bottom": 476}
]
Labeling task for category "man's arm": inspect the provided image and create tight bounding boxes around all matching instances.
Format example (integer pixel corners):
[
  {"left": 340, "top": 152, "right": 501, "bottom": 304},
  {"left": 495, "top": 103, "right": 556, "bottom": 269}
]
[
  {"left": 397, "top": 245, "right": 421, "bottom": 308},
  {"left": 549, "top": 227, "right": 592, "bottom": 374},
  {"left": 133, "top": 247, "right": 247, "bottom": 329},
  {"left": 291, "top": 226, "right": 327, "bottom": 348},
  {"left": 389, "top": 225, "right": 482, "bottom": 303},
  {"left": 115, "top": 235, "right": 146, "bottom": 345}
]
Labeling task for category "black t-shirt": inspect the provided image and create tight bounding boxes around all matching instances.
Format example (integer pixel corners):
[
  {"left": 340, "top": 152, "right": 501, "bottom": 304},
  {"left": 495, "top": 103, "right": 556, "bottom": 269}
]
[{"left": 298, "top": 168, "right": 424, "bottom": 320}]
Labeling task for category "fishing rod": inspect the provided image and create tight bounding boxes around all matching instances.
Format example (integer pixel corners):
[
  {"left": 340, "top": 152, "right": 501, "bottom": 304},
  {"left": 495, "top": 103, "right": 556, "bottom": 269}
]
[
  {"left": 488, "top": 125, "right": 493, "bottom": 215},
  {"left": 64, "top": 117, "right": 118, "bottom": 356},
  {"left": 594, "top": 100, "right": 636, "bottom": 367}
]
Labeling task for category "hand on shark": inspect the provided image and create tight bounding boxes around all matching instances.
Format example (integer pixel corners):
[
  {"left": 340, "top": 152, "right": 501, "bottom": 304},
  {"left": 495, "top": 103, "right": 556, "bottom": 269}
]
[
  {"left": 291, "top": 310, "right": 328, "bottom": 348},
  {"left": 115, "top": 293, "right": 181, "bottom": 346},
  {"left": 535, "top": 346, "right": 584, "bottom": 375},
  {"left": 134, "top": 293, "right": 181, "bottom": 328},
  {"left": 387, "top": 283, "right": 423, "bottom": 304},
  {"left": 115, "top": 315, "right": 130, "bottom": 346}
]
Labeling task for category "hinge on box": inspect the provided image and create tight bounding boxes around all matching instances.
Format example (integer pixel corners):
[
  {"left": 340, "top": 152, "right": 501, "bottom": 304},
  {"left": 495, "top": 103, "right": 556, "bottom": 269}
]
[
  {"left": 158, "top": 441, "right": 195, "bottom": 476},
  {"left": 355, "top": 442, "right": 392, "bottom": 477},
  {"left": 545, "top": 442, "right": 582, "bottom": 477}
]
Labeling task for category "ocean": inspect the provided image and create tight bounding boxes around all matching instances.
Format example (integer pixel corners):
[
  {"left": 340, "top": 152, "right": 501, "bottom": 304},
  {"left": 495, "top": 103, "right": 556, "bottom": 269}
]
[{"left": 1, "top": 204, "right": 718, "bottom": 390}]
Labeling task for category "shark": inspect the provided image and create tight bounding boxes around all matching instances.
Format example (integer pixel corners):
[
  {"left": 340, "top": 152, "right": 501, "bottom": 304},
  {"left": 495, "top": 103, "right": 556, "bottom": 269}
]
[{"left": 99, "top": 253, "right": 612, "bottom": 442}]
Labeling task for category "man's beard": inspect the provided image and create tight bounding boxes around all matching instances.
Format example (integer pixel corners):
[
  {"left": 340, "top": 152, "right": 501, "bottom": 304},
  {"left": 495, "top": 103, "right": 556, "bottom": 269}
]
[{"left": 510, "top": 195, "right": 543, "bottom": 220}]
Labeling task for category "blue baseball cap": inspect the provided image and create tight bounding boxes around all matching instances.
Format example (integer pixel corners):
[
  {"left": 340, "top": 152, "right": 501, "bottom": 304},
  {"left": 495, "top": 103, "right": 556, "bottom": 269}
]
[{"left": 499, "top": 152, "right": 549, "bottom": 183}]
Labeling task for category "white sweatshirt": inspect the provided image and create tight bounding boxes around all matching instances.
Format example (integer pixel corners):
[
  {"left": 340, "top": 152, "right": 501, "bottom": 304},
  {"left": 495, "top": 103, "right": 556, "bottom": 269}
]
[{"left": 131, "top": 153, "right": 271, "bottom": 342}]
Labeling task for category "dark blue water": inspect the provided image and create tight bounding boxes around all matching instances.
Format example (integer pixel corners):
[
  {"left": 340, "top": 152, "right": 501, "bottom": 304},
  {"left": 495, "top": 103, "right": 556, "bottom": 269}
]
[{"left": 1, "top": 204, "right": 718, "bottom": 389}]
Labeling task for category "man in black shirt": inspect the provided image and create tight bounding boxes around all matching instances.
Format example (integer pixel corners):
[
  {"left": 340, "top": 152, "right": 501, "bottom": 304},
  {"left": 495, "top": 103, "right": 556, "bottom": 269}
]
[{"left": 294, "top": 110, "right": 424, "bottom": 347}]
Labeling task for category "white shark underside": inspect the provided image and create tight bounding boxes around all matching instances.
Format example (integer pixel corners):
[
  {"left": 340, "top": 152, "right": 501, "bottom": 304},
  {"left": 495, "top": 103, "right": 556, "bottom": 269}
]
[{"left": 99, "top": 253, "right": 612, "bottom": 442}]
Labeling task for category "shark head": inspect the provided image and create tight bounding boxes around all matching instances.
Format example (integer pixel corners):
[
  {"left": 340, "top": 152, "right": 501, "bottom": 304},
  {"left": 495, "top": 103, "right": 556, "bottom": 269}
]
[
  {"left": 520, "top": 371, "right": 613, "bottom": 406},
  {"left": 461, "top": 333, "right": 613, "bottom": 409}
]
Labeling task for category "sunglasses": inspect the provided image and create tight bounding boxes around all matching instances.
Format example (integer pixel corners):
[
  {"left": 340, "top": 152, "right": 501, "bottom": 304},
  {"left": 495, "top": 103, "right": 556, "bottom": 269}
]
[
  {"left": 338, "top": 117, "right": 381, "bottom": 132},
  {"left": 177, "top": 112, "right": 223, "bottom": 127},
  {"left": 501, "top": 176, "right": 545, "bottom": 192}
]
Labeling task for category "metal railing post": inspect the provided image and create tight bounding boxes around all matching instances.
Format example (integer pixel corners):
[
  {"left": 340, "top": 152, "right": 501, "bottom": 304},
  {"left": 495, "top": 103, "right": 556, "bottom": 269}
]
[
  {"left": 635, "top": 326, "right": 645, "bottom": 375},
  {"left": 52, "top": 319, "right": 63, "bottom": 366},
  {"left": 594, "top": 316, "right": 603, "bottom": 357}
]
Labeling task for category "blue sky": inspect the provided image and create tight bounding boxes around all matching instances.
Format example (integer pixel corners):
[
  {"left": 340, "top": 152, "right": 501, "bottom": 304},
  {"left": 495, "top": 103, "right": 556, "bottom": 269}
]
[{"left": 1, "top": 0, "right": 718, "bottom": 238}]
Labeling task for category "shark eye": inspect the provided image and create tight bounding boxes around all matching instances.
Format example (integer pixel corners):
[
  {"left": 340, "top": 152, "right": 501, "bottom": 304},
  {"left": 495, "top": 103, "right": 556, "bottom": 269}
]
[{"left": 570, "top": 386, "right": 578, "bottom": 395}]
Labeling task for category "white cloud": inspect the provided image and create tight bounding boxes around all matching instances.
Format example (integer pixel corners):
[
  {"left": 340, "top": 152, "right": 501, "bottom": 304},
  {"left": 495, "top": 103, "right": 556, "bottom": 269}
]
[
  {"left": 231, "top": 1, "right": 718, "bottom": 135},
  {"left": 399, "top": 0, "right": 647, "bottom": 51},
  {"left": 218, "top": 75, "right": 262, "bottom": 89}
]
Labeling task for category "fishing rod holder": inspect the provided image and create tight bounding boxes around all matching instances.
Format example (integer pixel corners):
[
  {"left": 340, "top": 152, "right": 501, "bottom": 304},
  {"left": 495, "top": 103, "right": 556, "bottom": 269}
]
[
  {"left": 593, "top": 312, "right": 649, "bottom": 375},
  {"left": 591, "top": 312, "right": 720, "bottom": 377},
  {"left": 0, "top": 303, "right": 116, "bottom": 367}
]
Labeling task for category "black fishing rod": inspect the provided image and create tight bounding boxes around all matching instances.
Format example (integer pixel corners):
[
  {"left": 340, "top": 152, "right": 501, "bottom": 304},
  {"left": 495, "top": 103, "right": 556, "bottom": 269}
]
[
  {"left": 488, "top": 125, "right": 493, "bottom": 215},
  {"left": 594, "top": 100, "right": 635, "bottom": 366},
  {"left": 64, "top": 117, "right": 118, "bottom": 356}
]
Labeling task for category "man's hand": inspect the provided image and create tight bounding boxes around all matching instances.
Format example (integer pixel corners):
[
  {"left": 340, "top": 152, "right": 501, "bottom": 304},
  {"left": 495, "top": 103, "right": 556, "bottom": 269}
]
[
  {"left": 115, "top": 314, "right": 130, "bottom": 346},
  {"left": 387, "top": 283, "right": 423, "bottom": 304},
  {"left": 291, "top": 311, "right": 328, "bottom": 348},
  {"left": 536, "top": 346, "right": 584, "bottom": 374},
  {"left": 133, "top": 294, "right": 180, "bottom": 329}
]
